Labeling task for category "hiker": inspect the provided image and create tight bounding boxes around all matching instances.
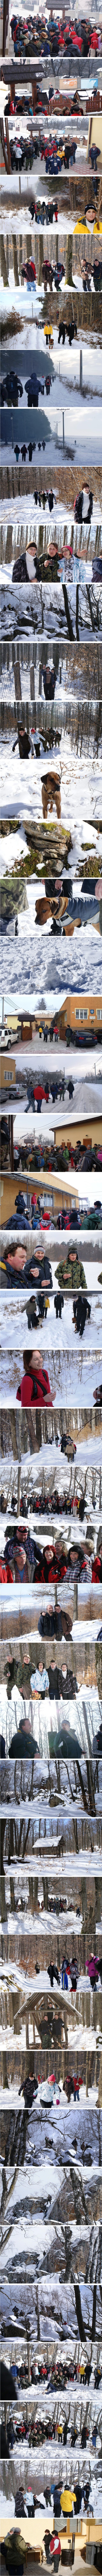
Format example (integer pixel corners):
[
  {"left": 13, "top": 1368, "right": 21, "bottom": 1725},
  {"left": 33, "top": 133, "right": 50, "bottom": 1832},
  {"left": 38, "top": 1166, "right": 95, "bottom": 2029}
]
[{"left": 73, "top": 1293, "right": 91, "bottom": 1336}]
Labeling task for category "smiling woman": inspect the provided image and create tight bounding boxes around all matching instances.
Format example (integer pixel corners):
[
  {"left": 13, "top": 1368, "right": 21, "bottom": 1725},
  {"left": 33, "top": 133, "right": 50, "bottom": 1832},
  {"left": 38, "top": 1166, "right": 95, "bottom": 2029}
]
[{"left": 16, "top": 1349, "right": 53, "bottom": 1405}]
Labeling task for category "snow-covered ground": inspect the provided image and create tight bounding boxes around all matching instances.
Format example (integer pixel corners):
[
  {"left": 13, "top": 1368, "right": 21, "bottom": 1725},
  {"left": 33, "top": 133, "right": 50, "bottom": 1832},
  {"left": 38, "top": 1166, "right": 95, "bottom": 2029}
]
[
  {"left": 1, "top": 503, "right": 101, "bottom": 547},
  {"left": 1, "top": 926, "right": 102, "bottom": 993},
  {"left": 1, "top": 397, "right": 102, "bottom": 465},
  {"left": 1, "top": 1288, "right": 102, "bottom": 1355},
  {"left": 1, "top": 740, "right": 102, "bottom": 833},
  {"left": 1, "top": 339, "right": 102, "bottom": 403}
]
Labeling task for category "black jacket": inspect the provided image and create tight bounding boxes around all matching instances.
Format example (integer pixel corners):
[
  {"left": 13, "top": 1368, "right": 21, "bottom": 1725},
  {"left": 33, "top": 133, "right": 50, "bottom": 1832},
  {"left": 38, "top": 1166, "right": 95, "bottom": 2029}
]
[{"left": 9, "top": 1727, "right": 38, "bottom": 1758}]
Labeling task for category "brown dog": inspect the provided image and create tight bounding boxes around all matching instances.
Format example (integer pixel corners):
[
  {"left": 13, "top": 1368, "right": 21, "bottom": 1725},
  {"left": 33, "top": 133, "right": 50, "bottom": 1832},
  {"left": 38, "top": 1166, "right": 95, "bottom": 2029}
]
[{"left": 42, "top": 771, "right": 61, "bottom": 818}]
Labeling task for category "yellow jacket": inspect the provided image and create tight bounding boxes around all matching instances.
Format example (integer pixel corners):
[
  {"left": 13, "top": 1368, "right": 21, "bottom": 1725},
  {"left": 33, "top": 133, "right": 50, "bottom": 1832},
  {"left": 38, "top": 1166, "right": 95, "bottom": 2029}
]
[
  {"left": 60, "top": 2490, "right": 76, "bottom": 2513},
  {"left": 73, "top": 217, "right": 102, "bottom": 235},
  {"left": 44, "top": 323, "right": 53, "bottom": 343}
]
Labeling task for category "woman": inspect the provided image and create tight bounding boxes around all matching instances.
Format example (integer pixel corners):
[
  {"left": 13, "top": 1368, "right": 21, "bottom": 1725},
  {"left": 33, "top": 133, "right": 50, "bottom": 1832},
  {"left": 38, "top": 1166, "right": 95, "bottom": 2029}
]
[{"left": 16, "top": 1348, "right": 53, "bottom": 1407}]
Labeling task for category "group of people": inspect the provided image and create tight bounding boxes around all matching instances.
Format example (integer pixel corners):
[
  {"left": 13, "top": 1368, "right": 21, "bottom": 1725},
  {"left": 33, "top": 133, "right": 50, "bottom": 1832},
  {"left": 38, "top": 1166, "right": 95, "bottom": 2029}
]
[
  {"left": 11, "top": 13, "right": 101, "bottom": 55},
  {"left": 1, "top": 1106, "right": 102, "bottom": 1185},
  {"left": 1, "top": 2398, "right": 101, "bottom": 2458},
  {"left": 26, "top": 1073, "right": 73, "bottom": 1107},
  {"left": 0, "top": 1481, "right": 92, "bottom": 1524},
  {"left": 1, "top": 2351, "right": 101, "bottom": 2399},
  {"left": 12, "top": 487, "right": 94, "bottom": 589},
  {"left": 1, "top": 1525, "right": 102, "bottom": 1585}
]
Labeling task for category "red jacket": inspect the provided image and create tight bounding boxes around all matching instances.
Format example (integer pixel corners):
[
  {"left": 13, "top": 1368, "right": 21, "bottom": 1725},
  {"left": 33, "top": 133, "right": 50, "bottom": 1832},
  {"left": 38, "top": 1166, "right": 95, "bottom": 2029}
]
[
  {"left": 16, "top": 1368, "right": 52, "bottom": 1407},
  {"left": 0, "top": 1560, "right": 13, "bottom": 1583},
  {"left": 49, "top": 2545, "right": 61, "bottom": 2562},
  {"left": 92, "top": 1555, "right": 102, "bottom": 1582},
  {"left": 34, "top": 1083, "right": 49, "bottom": 1103}
]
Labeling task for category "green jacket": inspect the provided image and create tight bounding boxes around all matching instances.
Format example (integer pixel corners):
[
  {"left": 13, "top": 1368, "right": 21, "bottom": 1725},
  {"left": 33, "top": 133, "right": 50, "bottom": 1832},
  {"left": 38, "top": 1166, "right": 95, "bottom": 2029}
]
[
  {"left": 55, "top": 1249, "right": 87, "bottom": 1293},
  {"left": 5, "top": 2543, "right": 27, "bottom": 2571}
]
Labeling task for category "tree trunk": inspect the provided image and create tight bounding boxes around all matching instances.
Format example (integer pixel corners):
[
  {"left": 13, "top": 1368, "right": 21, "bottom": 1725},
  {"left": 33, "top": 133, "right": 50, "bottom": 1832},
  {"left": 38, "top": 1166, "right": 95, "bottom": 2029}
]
[
  {"left": 74, "top": 2282, "right": 86, "bottom": 2340},
  {"left": 0, "top": 1822, "right": 8, "bottom": 1922},
  {"left": 17, "top": 1465, "right": 21, "bottom": 1518},
  {"left": 0, "top": 237, "right": 9, "bottom": 285},
  {"left": 92, "top": 2284, "right": 97, "bottom": 2338},
  {"left": 36, "top": 2289, "right": 40, "bottom": 2340},
  {"left": 12, "top": 237, "right": 19, "bottom": 288}
]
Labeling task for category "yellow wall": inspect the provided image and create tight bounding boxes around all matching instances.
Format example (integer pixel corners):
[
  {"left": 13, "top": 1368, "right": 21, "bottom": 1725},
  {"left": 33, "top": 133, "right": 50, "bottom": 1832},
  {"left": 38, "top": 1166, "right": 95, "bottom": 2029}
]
[
  {"left": 87, "top": 109, "right": 102, "bottom": 155},
  {"left": 59, "top": 997, "right": 102, "bottom": 1034},
  {"left": 0, "top": 1057, "right": 16, "bottom": 1091},
  {"left": 0, "top": 1174, "right": 80, "bottom": 1222},
  {"left": 54, "top": 1114, "right": 102, "bottom": 1147}
]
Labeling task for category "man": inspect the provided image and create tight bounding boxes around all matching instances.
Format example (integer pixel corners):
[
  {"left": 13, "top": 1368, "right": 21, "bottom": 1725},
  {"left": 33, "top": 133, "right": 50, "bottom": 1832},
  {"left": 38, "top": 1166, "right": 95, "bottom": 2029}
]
[
  {"left": 48, "top": 1722, "right": 81, "bottom": 1757},
  {"left": 74, "top": 486, "right": 93, "bottom": 523},
  {"left": 73, "top": 1293, "right": 91, "bottom": 1336},
  {"left": 15, "top": 2494, "right": 27, "bottom": 2520},
  {"left": 5, "top": 1247, "right": 52, "bottom": 1294},
  {"left": 20, "top": 2074, "right": 38, "bottom": 2106},
  {"left": 0, "top": 2364, "right": 19, "bottom": 2398},
  {"left": 55, "top": 1246, "right": 87, "bottom": 1295},
  {"left": 38, "top": 1608, "right": 72, "bottom": 1641},
  {"left": 1, "top": 368, "right": 23, "bottom": 405},
  {"left": 25, "top": 373, "right": 44, "bottom": 404},
  {"left": 43, "top": 664, "right": 56, "bottom": 701},
  {"left": 9, "top": 1709, "right": 39, "bottom": 1759},
  {"left": 3, "top": 2532, "right": 26, "bottom": 2576}
]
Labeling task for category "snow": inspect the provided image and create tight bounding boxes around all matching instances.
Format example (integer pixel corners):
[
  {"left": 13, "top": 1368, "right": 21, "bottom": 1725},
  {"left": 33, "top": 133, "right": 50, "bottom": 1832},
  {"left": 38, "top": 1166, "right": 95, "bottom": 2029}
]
[
  {"left": 1, "top": 1287, "right": 102, "bottom": 1352},
  {"left": 1, "top": 341, "right": 102, "bottom": 402},
  {"left": 1, "top": 739, "right": 102, "bottom": 841}
]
